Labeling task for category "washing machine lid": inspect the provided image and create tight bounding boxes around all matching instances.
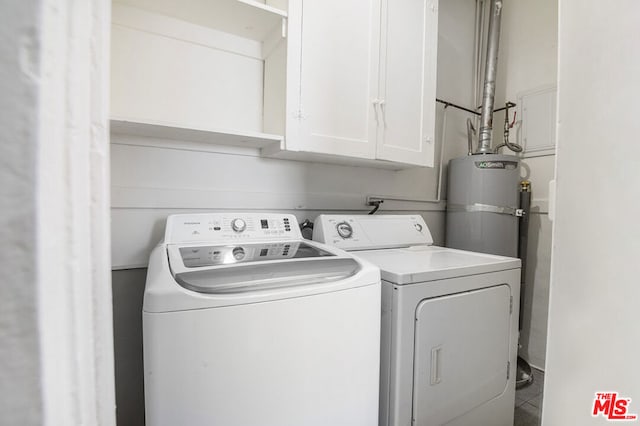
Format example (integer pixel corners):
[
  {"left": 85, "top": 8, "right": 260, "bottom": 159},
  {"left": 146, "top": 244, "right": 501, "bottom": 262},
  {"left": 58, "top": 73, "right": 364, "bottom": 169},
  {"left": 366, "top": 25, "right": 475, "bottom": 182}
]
[
  {"left": 174, "top": 258, "right": 361, "bottom": 294},
  {"left": 167, "top": 241, "right": 361, "bottom": 294},
  {"left": 353, "top": 245, "right": 520, "bottom": 285}
]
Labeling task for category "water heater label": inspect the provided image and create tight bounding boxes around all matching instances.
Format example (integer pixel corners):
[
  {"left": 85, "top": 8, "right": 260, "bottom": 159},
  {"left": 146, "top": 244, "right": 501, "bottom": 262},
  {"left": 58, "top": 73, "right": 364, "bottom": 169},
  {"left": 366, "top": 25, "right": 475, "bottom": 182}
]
[{"left": 475, "top": 161, "right": 518, "bottom": 170}]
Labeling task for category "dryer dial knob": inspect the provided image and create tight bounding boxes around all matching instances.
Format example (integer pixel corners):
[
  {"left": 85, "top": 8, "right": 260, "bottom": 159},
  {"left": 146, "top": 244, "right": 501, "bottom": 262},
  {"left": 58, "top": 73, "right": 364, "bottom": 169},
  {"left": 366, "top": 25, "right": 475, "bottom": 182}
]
[
  {"left": 231, "top": 218, "right": 247, "bottom": 233},
  {"left": 336, "top": 222, "right": 353, "bottom": 239}
]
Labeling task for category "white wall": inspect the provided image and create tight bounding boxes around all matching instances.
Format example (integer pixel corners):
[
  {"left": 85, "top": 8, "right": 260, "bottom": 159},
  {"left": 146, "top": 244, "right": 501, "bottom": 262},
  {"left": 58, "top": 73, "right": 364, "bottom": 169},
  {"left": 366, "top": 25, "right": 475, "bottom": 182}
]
[
  {"left": 111, "top": 141, "right": 449, "bottom": 268},
  {"left": 543, "top": 1, "right": 640, "bottom": 423},
  {"left": 494, "top": 0, "right": 558, "bottom": 369},
  {"left": 0, "top": 1, "right": 44, "bottom": 423}
]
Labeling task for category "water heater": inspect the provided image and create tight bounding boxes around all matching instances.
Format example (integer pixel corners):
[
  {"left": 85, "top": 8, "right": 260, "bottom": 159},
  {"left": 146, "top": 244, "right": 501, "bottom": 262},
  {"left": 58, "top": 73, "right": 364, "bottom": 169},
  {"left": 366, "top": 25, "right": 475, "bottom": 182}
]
[{"left": 446, "top": 154, "right": 520, "bottom": 257}]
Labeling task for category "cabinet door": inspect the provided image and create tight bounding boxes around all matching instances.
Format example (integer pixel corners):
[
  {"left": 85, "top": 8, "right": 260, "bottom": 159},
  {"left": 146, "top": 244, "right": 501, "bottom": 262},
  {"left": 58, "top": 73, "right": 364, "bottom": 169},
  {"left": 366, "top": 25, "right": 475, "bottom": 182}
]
[
  {"left": 286, "top": 0, "right": 380, "bottom": 159},
  {"left": 376, "top": 0, "right": 438, "bottom": 166}
]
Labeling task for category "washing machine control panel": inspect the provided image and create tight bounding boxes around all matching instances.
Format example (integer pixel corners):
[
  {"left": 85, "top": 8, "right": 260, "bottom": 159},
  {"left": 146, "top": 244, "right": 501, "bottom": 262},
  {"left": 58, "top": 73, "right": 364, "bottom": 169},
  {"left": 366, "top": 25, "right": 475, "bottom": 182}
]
[
  {"left": 313, "top": 214, "right": 433, "bottom": 250},
  {"left": 165, "top": 213, "right": 302, "bottom": 244}
]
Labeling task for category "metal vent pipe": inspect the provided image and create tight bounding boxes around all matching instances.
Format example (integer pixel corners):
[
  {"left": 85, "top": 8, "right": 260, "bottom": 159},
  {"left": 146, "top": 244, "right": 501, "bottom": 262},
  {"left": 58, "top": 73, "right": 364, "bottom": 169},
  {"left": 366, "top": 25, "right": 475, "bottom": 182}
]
[{"left": 477, "top": 0, "right": 503, "bottom": 154}]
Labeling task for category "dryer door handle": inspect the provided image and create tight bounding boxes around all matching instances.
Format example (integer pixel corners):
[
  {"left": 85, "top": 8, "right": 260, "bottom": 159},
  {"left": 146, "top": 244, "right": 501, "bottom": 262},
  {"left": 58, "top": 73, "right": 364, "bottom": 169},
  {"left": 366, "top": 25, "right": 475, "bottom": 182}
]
[{"left": 430, "top": 345, "right": 442, "bottom": 385}]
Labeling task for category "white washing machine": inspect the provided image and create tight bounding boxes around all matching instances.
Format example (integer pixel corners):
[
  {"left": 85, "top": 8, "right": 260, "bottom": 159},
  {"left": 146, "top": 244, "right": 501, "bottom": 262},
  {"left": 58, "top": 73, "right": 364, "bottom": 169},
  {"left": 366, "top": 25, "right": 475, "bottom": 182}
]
[
  {"left": 313, "top": 214, "right": 521, "bottom": 426},
  {"left": 144, "top": 213, "right": 381, "bottom": 426}
]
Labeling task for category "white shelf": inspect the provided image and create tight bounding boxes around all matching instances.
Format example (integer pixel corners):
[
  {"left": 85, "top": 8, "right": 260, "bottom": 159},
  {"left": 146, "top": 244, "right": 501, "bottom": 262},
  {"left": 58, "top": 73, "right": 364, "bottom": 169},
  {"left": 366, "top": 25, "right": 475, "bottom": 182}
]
[
  {"left": 114, "top": 0, "right": 287, "bottom": 42},
  {"left": 110, "top": 118, "right": 283, "bottom": 149}
]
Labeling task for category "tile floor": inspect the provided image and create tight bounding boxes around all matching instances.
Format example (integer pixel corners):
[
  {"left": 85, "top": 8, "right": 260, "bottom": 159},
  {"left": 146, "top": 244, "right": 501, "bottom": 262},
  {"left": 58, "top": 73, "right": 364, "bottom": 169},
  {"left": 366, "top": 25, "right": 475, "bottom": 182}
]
[{"left": 514, "top": 368, "right": 544, "bottom": 426}]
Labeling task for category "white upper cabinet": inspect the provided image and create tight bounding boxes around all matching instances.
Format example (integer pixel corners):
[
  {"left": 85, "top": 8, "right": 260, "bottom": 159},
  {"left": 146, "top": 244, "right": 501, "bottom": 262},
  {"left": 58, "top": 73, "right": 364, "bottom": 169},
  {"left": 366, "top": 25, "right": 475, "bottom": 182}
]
[
  {"left": 282, "top": 0, "right": 439, "bottom": 167},
  {"left": 376, "top": 0, "right": 438, "bottom": 167},
  {"left": 284, "top": 0, "right": 381, "bottom": 160},
  {"left": 110, "top": 0, "right": 438, "bottom": 168}
]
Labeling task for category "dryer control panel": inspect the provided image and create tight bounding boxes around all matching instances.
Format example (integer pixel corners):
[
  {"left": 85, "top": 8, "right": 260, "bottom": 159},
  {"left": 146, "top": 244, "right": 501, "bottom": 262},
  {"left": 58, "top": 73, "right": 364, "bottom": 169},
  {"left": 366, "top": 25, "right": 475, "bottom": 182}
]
[
  {"left": 164, "top": 213, "right": 302, "bottom": 244},
  {"left": 313, "top": 214, "right": 433, "bottom": 251}
]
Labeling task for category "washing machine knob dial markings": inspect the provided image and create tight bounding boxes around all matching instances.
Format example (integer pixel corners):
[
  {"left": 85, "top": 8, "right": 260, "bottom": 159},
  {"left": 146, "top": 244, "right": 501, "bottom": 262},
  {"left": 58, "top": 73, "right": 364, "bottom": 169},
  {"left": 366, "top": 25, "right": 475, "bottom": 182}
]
[
  {"left": 336, "top": 222, "right": 353, "bottom": 239},
  {"left": 231, "top": 218, "right": 247, "bottom": 233},
  {"left": 414, "top": 223, "right": 423, "bottom": 232}
]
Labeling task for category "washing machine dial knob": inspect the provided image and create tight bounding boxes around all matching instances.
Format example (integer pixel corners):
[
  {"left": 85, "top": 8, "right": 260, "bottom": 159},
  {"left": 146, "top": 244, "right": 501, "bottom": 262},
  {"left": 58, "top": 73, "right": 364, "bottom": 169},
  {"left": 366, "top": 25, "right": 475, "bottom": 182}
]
[
  {"left": 336, "top": 222, "right": 353, "bottom": 239},
  {"left": 231, "top": 218, "right": 247, "bottom": 233},
  {"left": 232, "top": 246, "right": 245, "bottom": 260}
]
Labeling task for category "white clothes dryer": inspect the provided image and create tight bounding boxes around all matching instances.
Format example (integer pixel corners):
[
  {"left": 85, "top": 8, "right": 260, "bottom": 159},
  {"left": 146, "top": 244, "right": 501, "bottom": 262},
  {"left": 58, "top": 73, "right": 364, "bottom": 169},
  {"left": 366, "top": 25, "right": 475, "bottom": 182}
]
[
  {"left": 144, "top": 213, "right": 381, "bottom": 426},
  {"left": 313, "top": 214, "right": 521, "bottom": 426}
]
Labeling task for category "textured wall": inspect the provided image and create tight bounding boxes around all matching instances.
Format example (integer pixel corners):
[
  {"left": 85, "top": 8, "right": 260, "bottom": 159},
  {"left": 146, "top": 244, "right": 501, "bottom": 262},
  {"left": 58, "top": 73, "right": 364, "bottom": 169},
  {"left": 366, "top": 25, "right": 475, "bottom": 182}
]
[
  {"left": 1, "top": 0, "right": 116, "bottom": 424},
  {"left": 0, "top": 0, "right": 44, "bottom": 424}
]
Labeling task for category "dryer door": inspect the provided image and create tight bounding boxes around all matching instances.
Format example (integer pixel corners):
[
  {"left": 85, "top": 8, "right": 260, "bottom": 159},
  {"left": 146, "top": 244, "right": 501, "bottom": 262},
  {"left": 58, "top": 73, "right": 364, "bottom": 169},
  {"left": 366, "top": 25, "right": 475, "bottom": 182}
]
[{"left": 412, "top": 285, "right": 512, "bottom": 426}]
